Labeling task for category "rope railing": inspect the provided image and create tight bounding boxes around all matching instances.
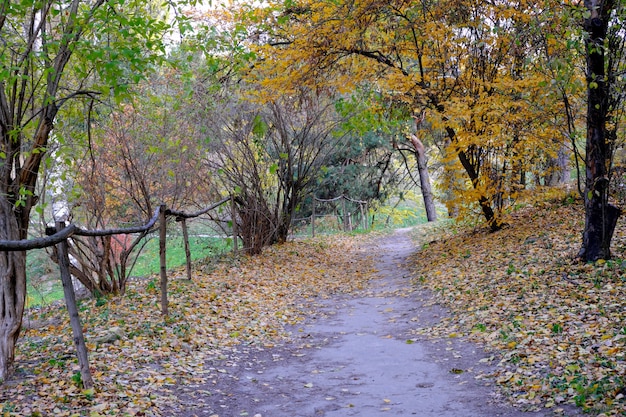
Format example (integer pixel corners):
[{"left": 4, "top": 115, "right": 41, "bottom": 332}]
[
  {"left": 167, "top": 197, "right": 230, "bottom": 220},
  {"left": 0, "top": 208, "right": 163, "bottom": 251},
  {"left": 311, "top": 195, "right": 369, "bottom": 237},
  {"left": 0, "top": 197, "right": 234, "bottom": 389},
  {"left": 313, "top": 195, "right": 367, "bottom": 204}
]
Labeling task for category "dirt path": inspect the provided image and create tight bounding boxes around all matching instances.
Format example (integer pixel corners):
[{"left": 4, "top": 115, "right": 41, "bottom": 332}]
[{"left": 166, "top": 229, "right": 579, "bottom": 416}]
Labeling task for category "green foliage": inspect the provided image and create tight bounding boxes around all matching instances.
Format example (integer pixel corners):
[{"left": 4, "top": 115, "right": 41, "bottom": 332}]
[
  {"left": 71, "top": 371, "right": 82, "bottom": 388},
  {"left": 314, "top": 90, "right": 423, "bottom": 217},
  {"left": 369, "top": 190, "right": 434, "bottom": 229},
  {"left": 252, "top": 114, "right": 270, "bottom": 137}
]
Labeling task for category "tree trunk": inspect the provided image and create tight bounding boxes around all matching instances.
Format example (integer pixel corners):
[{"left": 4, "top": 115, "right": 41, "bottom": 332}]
[
  {"left": 0, "top": 198, "right": 27, "bottom": 381},
  {"left": 442, "top": 127, "right": 501, "bottom": 231},
  {"left": 275, "top": 193, "right": 295, "bottom": 243},
  {"left": 440, "top": 139, "right": 461, "bottom": 218},
  {"left": 549, "top": 143, "right": 571, "bottom": 186},
  {"left": 459, "top": 148, "right": 499, "bottom": 232},
  {"left": 159, "top": 205, "right": 168, "bottom": 316},
  {"left": 234, "top": 194, "right": 274, "bottom": 255},
  {"left": 579, "top": 2, "right": 621, "bottom": 261},
  {"left": 0, "top": 81, "right": 57, "bottom": 382},
  {"left": 231, "top": 194, "right": 239, "bottom": 254},
  {"left": 409, "top": 134, "right": 437, "bottom": 222},
  {"left": 180, "top": 219, "right": 192, "bottom": 281}
]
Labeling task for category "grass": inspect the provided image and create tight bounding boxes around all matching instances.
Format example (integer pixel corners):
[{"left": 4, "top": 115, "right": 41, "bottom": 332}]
[
  {"left": 25, "top": 234, "right": 232, "bottom": 307},
  {"left": 129, "top": 235, "right": 232, "bottom": 277},
  {"left": 27, "top": 283, "right": 64, "bottom": 307},
  {"left": 26, "top": 249, "right": 63, "bottom": 308}
]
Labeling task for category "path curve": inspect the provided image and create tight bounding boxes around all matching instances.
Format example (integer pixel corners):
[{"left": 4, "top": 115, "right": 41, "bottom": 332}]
[{"left": 168, "top": 229, "right": 578, "bottom": 416}]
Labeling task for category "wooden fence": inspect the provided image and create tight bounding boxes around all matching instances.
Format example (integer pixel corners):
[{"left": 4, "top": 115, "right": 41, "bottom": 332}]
[
  {"left": 311, "top": 195, "right": 369, "bottom": 237},
  {"left": 0, "top": 197, "right": 233, "bottom": 389}
]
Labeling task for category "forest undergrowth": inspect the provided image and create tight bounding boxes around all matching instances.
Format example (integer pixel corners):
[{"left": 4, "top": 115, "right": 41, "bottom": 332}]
[{"left": 410, "top": 191, "right": 626, "bottom": 416}]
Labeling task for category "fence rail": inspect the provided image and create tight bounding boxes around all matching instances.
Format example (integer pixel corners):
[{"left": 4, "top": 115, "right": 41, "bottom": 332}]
[{"left": 311, "top": 195, "right": 369, "bottom": 237}]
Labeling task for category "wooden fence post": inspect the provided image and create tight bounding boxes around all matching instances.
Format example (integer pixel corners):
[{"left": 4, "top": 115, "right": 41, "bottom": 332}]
[
  {"left": 231, "top": 194, "right": 238, "bottom": 254},
  {"left": 311, "top": 199, "right": 316, "bottom": 238},
  {"left": 342, "top": 197, "right": 348, "bottom": 231},
  {"left": 55, "top": 221, "right": 94, "bottom": 389},
  {"left": 180, "top": 218, "right": 192, "bottom": 280},
  {"left": 360, "top": 202, "right": 369, "bottom": 230},
  {"left": 159, "top": 204, "right": 168, "bottom": 316}
]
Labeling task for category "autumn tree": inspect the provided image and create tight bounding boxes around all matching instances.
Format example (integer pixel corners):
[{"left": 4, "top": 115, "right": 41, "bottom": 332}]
[
  {"left": 240, "top": 0, "right": 572, "bottom": 230},
  {"left": 0, "top": 0, "right": 186, "bottom": 381},
  {"left": 56, "top": 66, "right": 217, "bottom": 296}
]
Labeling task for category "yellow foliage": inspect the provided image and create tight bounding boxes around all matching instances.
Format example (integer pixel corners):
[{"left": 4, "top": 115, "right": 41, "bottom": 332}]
[{"left": 232, "top": 0, "right": 583, "bottom": 228}]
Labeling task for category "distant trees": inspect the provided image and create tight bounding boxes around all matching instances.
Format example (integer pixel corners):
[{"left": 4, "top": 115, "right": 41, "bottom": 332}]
[{"left": 316, "top": 93, "right": 404, "bottom": 205}]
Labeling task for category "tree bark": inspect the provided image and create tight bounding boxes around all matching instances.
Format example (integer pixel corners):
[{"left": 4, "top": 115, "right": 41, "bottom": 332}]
[
  {"left": 0, "top": 199, "right": 26, "bottom": 382},
  {"left": 0, "top": 0, "right": 80, "bottom": 380},
  {"left": 409, "top": 134, "right": 437, "bottom": 222},
  {"left": 579, "top": 1, "right": 622, "bottom": 261},
  {"left": 546, "top": 143, "right": 571, "bottom": 186}
]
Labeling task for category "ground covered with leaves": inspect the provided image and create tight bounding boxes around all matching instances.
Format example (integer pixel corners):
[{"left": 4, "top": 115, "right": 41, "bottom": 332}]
[
  {"left": 409, "top": 192, "right": 626, "bottom": 416},
  {"left": 4, "top": 191, "right": 626, "bottom": 416},
  {"left": 2, "top": 236, "right": 375, "bottom": 416}
]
